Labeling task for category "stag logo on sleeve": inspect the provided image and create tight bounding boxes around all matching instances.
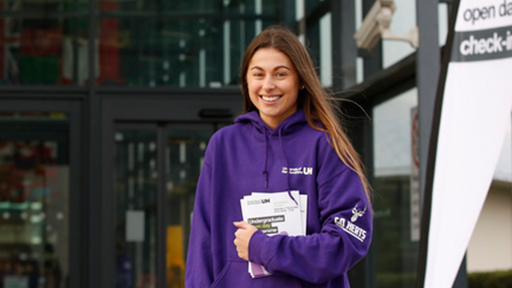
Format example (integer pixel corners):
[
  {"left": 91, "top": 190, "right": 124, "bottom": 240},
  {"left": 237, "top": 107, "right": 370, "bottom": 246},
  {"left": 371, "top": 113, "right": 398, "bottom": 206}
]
[
  {"left": 350, "top": 204, "right": 366, "bottom": 222},
  {"left": 334, "top": 204, "right": 368, "bottom": 242}
]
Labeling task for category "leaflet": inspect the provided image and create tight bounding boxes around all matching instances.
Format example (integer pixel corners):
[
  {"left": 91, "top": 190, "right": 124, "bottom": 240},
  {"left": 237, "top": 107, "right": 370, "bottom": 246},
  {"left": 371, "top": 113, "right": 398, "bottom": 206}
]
[
  {"left": 251, "top": 192, "right": 308, "bottom": 236},
  {"left": 240, "top": 191, "right": 308, "bottom": 278}
]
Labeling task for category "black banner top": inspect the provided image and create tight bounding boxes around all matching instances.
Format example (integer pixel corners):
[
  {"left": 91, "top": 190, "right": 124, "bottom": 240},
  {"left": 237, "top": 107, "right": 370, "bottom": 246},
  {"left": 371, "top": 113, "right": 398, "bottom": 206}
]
[{"left": 451, "top": 25, "right": 512, "bottom": 62}]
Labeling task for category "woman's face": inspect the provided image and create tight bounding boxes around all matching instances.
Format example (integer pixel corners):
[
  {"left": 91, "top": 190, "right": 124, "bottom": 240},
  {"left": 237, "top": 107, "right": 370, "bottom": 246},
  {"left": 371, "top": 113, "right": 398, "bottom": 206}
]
[{"left": 246, "top": 48, "right": 300, "bottom": 130}]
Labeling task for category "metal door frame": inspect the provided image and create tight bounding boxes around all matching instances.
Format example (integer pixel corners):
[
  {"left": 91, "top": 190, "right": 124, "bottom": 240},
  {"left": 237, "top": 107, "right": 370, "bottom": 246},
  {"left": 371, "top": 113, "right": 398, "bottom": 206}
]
[
  {"left": 99, "top": 93, "right": 242, "bottom": 288},
  {"left": 0, "top": 99, "right": 85, "bottom": 288}
]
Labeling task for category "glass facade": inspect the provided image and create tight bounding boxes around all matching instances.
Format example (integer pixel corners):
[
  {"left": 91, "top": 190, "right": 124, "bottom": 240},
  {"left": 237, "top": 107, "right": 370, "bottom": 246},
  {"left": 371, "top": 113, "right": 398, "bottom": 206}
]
[
  {"left": 0, "top": 112, "right": 70, "bottom": 288},
  {"left": 372, "top": 89, "right": 419, "bottom": 287},
  {"left": 0, "top": 1, "right": 89, "bottom": 85},
  {"left": 0, "top": 0, "right": 290, "bottom": 87},
  {"left": 97, "top": 0, "right": 288, "bottom": 87}
]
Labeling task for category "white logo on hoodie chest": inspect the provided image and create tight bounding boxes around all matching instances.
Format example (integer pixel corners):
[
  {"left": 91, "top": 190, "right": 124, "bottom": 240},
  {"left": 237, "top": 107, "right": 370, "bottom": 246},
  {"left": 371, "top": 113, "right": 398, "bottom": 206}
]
[{"left": 281, "top": 166, "right": 314, "bottom": 175}]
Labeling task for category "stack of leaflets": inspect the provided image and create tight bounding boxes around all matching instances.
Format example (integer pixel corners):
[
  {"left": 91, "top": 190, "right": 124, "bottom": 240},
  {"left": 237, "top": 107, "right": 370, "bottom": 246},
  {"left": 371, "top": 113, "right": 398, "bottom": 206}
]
[{"left": 240, "top": 190, "right": 307, "bottom": 278}]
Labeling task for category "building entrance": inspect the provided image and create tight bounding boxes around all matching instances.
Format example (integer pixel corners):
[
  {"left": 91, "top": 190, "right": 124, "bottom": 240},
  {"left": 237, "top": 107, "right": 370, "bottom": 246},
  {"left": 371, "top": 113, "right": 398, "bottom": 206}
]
[
  {"left": 99, "top": 92, "right": 241, "bottom": 288},
  {"left": 113, "top": 123, "right": 213, "bottom": 288}
]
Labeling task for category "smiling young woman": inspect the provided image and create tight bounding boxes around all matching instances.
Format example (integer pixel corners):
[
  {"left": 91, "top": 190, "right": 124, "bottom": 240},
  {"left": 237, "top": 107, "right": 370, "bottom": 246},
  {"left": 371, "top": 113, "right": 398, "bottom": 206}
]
[{"left": 186, "top": 25, "right": 373, "bottom": 288}]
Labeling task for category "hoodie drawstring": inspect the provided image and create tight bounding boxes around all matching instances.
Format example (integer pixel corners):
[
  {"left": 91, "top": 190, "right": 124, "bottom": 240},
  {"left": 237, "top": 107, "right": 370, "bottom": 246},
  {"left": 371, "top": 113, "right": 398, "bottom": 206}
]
[
  {"left": 278, "top": 129, "right": 298, "bottom": 206},
  {"left": 263, "top": 131, "right": 269, "bottom": 188}
]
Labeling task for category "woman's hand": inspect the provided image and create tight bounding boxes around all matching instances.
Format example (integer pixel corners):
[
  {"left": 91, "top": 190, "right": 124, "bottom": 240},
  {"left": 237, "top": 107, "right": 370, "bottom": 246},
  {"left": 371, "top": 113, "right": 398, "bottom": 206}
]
[{"left": 233, "top": 221, "right": 258, "bottom": 261}]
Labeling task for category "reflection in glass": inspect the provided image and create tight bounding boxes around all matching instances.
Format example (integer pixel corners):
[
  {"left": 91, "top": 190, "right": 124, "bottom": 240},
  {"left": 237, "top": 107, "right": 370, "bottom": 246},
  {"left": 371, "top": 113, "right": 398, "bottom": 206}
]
[
  {"left": 372, "top": 88, "right": 419, "bottom": 287},
  {"left": 98, "top": 0, "right": 285, "bottom": 87},
  {"left": 0, "top": 0, "right": 291, "bottom": 87},
  {"left": 165, "top": 127, "right": 212, "bottom": 288},
  {"left": 0, "top": 113, "right": 69, "bottom": 288},
  {"left": 319, "top": 12, "right": 332, "bottom": 88},
  {"left": 113, "top": 126, "right": 214, "bottom": 288},
  {"left": 115, "top": 130, "right": 158, "bottom": 288},
  {"left": 0, "top": 1, "right": 89, "bottom": 85}
]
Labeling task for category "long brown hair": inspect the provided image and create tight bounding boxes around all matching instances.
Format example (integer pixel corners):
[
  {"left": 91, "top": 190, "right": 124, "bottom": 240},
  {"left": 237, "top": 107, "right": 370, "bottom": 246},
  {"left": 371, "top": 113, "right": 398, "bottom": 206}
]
[{"left": 240, "top": 25, "right": 371, "bottom": 201}]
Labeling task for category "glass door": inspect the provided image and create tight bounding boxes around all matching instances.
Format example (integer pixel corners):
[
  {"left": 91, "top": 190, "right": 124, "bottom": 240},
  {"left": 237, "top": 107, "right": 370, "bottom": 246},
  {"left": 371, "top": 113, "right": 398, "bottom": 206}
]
[
  {"left": 113, "top": 123, "right": 214, "bottom": 288},
  {"left": 0, "top": 100, "right": 83, "bottom": 288},
  {"left": 114, "top": 126, "right": 158, "bottom": 288},
  {"left": 164, "top": 125, "right": 212, "bottom": 288}
]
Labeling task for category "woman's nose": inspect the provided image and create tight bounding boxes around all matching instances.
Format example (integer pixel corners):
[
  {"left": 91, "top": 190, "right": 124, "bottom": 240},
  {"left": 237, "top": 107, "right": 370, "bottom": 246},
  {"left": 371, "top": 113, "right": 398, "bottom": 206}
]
[{"left": 262, "top": 76, "right": 275, "bottom": 90}]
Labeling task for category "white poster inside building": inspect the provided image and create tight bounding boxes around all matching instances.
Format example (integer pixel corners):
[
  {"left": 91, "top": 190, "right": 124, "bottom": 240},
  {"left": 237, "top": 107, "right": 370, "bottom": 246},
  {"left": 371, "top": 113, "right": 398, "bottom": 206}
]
[{"left": 424, "top": 0, "right": 512, "bottom": 287}]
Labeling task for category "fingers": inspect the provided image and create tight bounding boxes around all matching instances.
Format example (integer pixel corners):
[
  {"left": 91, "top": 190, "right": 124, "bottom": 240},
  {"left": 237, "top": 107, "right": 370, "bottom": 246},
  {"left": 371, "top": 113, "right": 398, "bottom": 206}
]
[
  {"left": 233, "top": 234, "right": 248, "bottom": 260},
  {"left": 233, "top": 222, "right": 247, "bottom": 243},
  {"left": 233, "top": 221, "right": 251, "bottom": 261},
  {"left": 233, "top": 221, "right": 248, "bottom": 229}
]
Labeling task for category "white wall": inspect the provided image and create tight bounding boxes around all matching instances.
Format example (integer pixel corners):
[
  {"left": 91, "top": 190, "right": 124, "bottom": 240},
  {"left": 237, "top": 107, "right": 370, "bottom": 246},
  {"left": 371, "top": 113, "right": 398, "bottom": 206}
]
[{"left": 467, "top": 181, "right": 512, "bottom": 272}]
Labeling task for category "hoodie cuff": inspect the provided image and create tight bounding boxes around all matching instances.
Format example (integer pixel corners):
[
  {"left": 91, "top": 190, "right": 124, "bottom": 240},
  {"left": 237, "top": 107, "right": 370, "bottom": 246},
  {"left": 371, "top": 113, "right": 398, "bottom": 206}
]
[{"left": 248, "top": 230, "right": 269, "bottom": 265}]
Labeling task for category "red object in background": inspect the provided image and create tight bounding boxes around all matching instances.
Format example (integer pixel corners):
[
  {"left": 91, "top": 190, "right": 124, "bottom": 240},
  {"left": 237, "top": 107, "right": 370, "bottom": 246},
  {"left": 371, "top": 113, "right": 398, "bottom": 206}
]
[
  {"left": 97, "top": 1, "right": 123, "bottom": 84},
  {"left": 0, "top": 142, "right": 57, "bottom": 202},
  {"left": 21, "top": 28, "right": 62, "bottom": 56},
  {"left": 0, "top": 163, "right": 24, "bottom": 202}
]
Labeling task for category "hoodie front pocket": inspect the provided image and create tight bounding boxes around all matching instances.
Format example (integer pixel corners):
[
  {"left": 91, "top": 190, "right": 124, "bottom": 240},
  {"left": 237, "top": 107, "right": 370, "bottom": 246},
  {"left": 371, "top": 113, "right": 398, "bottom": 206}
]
[{"left": 210, "top": 260, "right": 302, "bottom": 288}]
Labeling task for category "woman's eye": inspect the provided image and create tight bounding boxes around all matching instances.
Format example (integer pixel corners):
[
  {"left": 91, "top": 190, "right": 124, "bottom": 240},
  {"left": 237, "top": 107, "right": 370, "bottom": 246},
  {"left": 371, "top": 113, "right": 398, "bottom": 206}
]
[{"left": 276, "top": 72, "right": 286, "bottom": 78}]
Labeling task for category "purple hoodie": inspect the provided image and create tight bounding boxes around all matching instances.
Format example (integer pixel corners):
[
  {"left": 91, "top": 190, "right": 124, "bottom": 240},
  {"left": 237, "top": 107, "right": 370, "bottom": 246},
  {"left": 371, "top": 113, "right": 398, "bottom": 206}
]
[{"left": 185, "top": 109, "right": 372, "bottom": 288}]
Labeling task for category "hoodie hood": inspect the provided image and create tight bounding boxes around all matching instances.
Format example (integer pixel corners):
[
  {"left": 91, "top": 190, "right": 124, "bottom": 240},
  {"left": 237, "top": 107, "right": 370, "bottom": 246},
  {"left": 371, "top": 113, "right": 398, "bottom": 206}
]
[
  {"left": 234, "top": 109, "right": 308, "bottom": 203},
  {"left": 235, "top": 108, "right": 309, "bottom": 138}
]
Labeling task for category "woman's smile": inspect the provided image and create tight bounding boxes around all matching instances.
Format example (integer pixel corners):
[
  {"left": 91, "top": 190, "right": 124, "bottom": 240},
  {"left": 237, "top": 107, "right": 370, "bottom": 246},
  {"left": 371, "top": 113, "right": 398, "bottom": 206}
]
[{"left": 261, "top": 95, "right": 281, "bottom": 102}]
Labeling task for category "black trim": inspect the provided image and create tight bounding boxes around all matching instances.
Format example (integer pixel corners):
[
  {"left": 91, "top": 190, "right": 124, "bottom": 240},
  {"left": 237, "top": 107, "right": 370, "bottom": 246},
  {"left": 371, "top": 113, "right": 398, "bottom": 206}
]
[
  {"left": 87, "top": 0, "right": 100, "bottom": 287},
  {"left": 361, "top": 0, "right": 383, "bottom": 78},
  {"left": 343, "top": 53, "right": 416, "bottom": 105},
  {"left": 304, "top": 0, "right": 330, "bottom": 24},
  {"left": 199, "top": 109, "right": 234, "bottom": 119},
  {"left": 416, "top": 0, "right": 441, "bottom": 217},
  {"left": 157, "top": 125, "right": 167, "bottom": 288},
  {"left": 331, "top": 0, "right": 358, "bottom": 90}
]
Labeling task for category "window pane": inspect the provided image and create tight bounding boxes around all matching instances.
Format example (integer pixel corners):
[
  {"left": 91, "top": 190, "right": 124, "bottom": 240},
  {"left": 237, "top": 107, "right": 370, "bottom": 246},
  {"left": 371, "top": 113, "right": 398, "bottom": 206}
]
[
  {"left": 114, "top": 129, "right": 158, "bottom": 288},
  {"left": 165, "top": 126, "right": 212, "bottom": 287},
  {"left": 382, "top": 0, "right": 416, "bottom": 68},
  {"left": 97, "top": 0, "right": 285, "bottom": 87},
  {"left": 0, "top": 1, "right": 89, "bottom": 85},
  {"left": 319, "top": 12, "right": 332, "bottom": 87},
  {"left": 0, "top": 112, "right": 70, "bottom": 288},
  {"left": 372, "top": 88, "right": 419, "bottom": 288}
]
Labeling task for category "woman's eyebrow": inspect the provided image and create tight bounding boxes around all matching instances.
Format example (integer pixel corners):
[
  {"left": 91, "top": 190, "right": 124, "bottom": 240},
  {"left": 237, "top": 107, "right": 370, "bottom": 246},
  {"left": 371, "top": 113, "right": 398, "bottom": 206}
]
[
  {"left": 274, "top": 65, "right": 291, "bottom": 71},
  {"left": 249, "top": 65, "right": 291, "bottom": 71},
  {"left": 249, "top": 66, "right": 264, "bottom": 71}
]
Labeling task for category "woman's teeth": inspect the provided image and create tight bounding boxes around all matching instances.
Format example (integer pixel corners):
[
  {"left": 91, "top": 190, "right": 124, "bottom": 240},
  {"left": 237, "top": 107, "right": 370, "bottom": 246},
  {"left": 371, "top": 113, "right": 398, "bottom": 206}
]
[{"left": 262, "top": 95, "right": 280, "bottom": 101}]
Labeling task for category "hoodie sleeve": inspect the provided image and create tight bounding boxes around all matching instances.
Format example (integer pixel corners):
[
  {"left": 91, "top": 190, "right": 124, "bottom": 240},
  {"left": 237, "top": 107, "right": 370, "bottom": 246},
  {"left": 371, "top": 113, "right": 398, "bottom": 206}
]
[
  {"left": 185, "top": 161, "right": 214, "bottom": 287},
  {"left": 248, "top": 165, "right": 373, "bottom": 284}
]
